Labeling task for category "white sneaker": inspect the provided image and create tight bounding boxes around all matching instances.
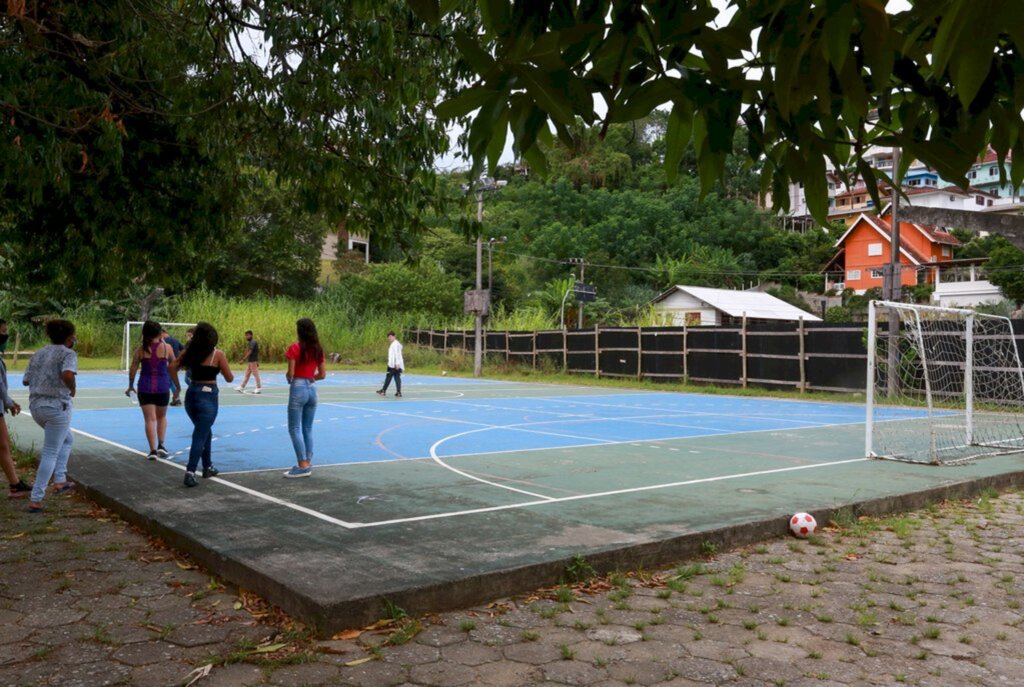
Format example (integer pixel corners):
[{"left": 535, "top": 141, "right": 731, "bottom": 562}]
[
  {"left": 235, "top": 385, "right": 245, "bottom": 392},
  {"left": 253, "top": 388, "right": 262, "bottom": 394}
]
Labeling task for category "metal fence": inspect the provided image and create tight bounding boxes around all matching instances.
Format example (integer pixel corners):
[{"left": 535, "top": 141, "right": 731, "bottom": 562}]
[{"left": 409, "top": 319, "right": 1024, "bottom": 394}]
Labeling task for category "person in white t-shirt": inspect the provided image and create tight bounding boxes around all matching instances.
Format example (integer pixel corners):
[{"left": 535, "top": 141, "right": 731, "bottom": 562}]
[{"left": 376, "top": 331, "right": 404, "bottom": 398}]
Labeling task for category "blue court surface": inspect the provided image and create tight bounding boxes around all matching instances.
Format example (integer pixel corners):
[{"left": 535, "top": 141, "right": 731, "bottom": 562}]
[{"left": 67, "top": 385, "right": 925, "bottom": 476}]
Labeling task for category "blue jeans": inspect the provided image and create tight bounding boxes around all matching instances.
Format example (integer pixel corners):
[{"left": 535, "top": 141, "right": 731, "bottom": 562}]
[
  {"left": 30, "top": 403, "right": 73, "bottom": 502},
  {"left": 287, "top": 379, "right": 317, "bottom": 464},
  {"left": 184, "top": 383, "right": 219, "bottom": 473}
]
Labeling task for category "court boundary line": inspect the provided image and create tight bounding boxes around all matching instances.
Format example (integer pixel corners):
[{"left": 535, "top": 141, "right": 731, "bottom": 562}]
[
  {"left": 60, "top": 424, "right": 361, "bottom": 530},
  {"left": 350, "top": 457, "right": 873, "bottom": 528},
  {"left": 51, "top": 407, "right": 880, "bottom": 531}
]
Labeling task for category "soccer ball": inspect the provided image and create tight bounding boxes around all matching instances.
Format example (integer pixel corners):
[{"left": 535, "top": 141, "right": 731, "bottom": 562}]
[{"left": 789, "top": 512, "right": 817, "bottom": 538}]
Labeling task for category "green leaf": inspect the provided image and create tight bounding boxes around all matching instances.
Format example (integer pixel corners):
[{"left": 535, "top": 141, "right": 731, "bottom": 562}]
[
  {"left": 512, "top": 65, "right": 576, "bottom": 125},
  {"left": 434, "top": 87, "right": 497, "bottom": 120},
  {"left": 486, "top": 108, "right": 509, "bottom": 173},
  {"left": 664, "top": 104, "right": 693, "bottom": 183},
  {"left": 454, "top": 31, "right": 497, "bottom": 76},
  {"left": 406, "top": 0, "right": 439, "bottom": 25},
  {"left": 610, "top": 79, "right": 679, "bottom": 123}
]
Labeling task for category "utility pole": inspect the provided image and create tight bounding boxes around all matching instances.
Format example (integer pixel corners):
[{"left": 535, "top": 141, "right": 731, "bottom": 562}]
[
  {"left": 565, "top": 257, "right": 587, "bottom": 329},
  {"left": 885, "top": 147, "right": 902, "bottom": 397},
  {"left": 474, "top": 190, "right": 483, "bottom": 378}
]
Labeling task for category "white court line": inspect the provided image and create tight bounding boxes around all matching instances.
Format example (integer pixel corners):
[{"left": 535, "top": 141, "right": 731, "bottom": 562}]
[
  {"left": 352, "top": 458, "right": 872, "bottom": 528},
  {"left": 63, "top": 426, "right": 359, "bottom": 530},
  {"left": 323, "top": 402, "right": 621, "bottom": 447},
  {"left": 529, "top": 395, "right": 863, "bottom": 426}
]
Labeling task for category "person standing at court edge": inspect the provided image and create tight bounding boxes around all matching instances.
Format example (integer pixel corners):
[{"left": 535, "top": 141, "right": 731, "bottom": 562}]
[
  {"left": 22, "top": 319, "right": 78, "bottom": 512},
  {"left": 170, "top": 322, "right": 233, "bottom": 488},
  {"left": 283, "top": 318, "right": 326, "bottom": 478},
  {"left": 376, "top": 331, "right": 404, "bottom": 398},
  {"left": 126, "top": 321, "right": 175, "bottom": 460},
  {"left": 0, "top": 318, "right": 31, "bottom": 497}
]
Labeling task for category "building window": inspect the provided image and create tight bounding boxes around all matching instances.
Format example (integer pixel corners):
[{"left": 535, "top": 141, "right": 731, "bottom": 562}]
[
  {"left": 968, "top": 170, "right": 977, "bottom": 179},
  {"left": 867, "top": 242, "right": 883, "bottom": 256},
  {"left": 988, "top": 199, "right": 993, "bottom": 206},
  {"left": 990, "top": 167, "right": 998, "bottom": 176},
  {"left": 909, "top": 179, "right": 919, "bottom": 186},
  {"left": 870, "top": 269, "right": 884, "bottom": 279},
  {"left": 949, "top": 195, "right": 957, "bottom": 202},
  {"left": 941, "top": 246, "right": 951, "bottom": 257},
  {"left": 976, "top": 195, "right": 984, "bottom": 205},
  {"left": 847, "top": 269, "right": 861, "bottom": 281}
]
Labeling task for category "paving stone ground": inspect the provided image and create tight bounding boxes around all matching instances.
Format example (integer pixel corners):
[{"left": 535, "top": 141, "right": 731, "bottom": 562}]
[{"left": 3, "top": 472, "right": 1024, "bottom": 686}]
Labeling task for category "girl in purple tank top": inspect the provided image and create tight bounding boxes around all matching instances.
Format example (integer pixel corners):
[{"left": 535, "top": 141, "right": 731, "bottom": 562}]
[{"left": 126, "top": 321, "right": 175, "bottom": 460}]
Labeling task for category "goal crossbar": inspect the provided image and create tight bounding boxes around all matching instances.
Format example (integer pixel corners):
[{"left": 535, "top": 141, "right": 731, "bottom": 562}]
[{"left": 121, "top": 321, "right": 197, "bottom": 371}]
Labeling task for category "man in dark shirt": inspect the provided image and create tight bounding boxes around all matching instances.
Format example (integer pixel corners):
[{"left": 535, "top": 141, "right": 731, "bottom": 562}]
[
  {"left": 161, "top": 328, "right": 184, "bottom": 406},
  {"left": 236, "top": 330, "right": 262, "bottom": 394}
]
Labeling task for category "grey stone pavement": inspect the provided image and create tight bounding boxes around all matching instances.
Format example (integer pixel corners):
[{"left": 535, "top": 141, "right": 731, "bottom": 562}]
[{"left": 3, "top": 483, "right": 1024, "bottom": 687}]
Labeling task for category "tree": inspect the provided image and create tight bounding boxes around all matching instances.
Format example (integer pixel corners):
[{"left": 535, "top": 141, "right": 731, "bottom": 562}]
[
  {"left": 1, "top": 1, "right": 473, "bottom": 298},
  {"left": 986, "top": 240, "right": 1024, "bottom": 303},
  {"left": 203, "top": 169, "right": 330, "bottom": 299},
  {"left": 424, "top": 1, "right": 1024, "bottom": 224}
]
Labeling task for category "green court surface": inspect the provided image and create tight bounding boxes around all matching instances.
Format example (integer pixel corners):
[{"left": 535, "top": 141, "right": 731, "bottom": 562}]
[{"left": 7, "top": 370, "right": 1024, "bottom": 633}]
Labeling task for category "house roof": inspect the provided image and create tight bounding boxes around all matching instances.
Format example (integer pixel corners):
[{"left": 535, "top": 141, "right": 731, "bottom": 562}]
[
  {"left": 832, "top": 213, "right": 959, "bottom": 264},
  {"left": 652, "top": 286, "right": 822, "bottom": 322}
]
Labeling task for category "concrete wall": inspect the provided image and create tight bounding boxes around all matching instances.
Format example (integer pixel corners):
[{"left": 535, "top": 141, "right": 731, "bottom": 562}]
[{"left": 652, "top": 291, "right": 720, "bottom": 326}]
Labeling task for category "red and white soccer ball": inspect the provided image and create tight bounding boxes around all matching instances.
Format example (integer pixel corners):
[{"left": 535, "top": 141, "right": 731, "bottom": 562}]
[{"left": 789, "top": 512, "right": 817, "bottom": 538}]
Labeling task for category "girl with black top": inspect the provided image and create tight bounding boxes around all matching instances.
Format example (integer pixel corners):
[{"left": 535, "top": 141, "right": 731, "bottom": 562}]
[{"left": 170, "top": 322, "right": 234, "bottom": 487}]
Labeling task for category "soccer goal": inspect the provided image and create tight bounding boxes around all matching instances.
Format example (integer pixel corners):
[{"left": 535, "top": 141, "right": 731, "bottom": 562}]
[
  {"left": 121, "top": 321, "right": 197, "bottom": 371},
  {"left": 866, "top": 301, "right": 1024, "bottom": 464}
]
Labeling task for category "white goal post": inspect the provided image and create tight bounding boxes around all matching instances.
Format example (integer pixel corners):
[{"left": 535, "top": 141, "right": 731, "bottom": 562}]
[
  {"left": 121, "top": 321, "right": 198, "bottom": 371},
  {"left": 866, "top": 300, "right": 1024, "bottom": 464}
]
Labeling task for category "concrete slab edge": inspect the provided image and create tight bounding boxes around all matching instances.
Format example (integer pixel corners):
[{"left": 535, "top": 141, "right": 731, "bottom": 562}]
[{"left": 76, "top": 469, "right": 1024, "bottom": 637}]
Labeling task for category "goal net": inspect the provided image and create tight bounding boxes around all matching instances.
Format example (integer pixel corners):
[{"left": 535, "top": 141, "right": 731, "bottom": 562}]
[
  {"left": 866, "top": 301, "right": 1024, "bottom": 464},
  {"left": 121, "top": 321, "right": 197, "bottom": 371}
]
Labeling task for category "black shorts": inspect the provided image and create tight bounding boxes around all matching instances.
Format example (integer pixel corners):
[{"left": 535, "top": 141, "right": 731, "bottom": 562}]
[{"left": 138, "top": 391, "right": 169, "bottom": 407}]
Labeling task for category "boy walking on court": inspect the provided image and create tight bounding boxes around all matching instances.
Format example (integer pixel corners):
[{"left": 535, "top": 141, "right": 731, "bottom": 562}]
[
  {"left": 376, "top": 331, "right": 404, "bottom": 398},
  {"left": 235, "top": 330, "right": 262, "bottom": 394}
]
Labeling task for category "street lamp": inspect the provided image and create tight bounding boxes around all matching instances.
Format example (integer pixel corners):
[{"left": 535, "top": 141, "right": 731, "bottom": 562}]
[
  {"left": 464, "top": 177, "right": 506, "bottom": 377},
  {"left": 486, "top": 236, "right": 507, "bottom": 291}
]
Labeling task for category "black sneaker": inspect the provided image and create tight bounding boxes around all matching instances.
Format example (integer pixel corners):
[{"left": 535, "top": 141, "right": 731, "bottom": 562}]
[
  {"left": 170, "top": 398, "right": 182, "bottom": 407},
  {"left": 8, "top": 480, "right": 31, "bottom": 498},
  {"left": 202, "top": 466, "right": 219, "bottom": 479},
  {"left": 375, "top": 389, "right": 385, "bottom": 396},
  {"left": 183, "top": 472, "right": 198, "bottom": 488},
  {"left": 156, "top": 445, "right": 169, "bottom": 458},
  {"left": 395, "top": 392, "right": 402, "bottom": 398},
  {"left": 147, "top": 450, "right": 158, "bottom": 461}
]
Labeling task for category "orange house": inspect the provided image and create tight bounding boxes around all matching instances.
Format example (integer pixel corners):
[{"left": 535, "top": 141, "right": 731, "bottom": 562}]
[{"left": 823, "top": 212, "right": 960, "bottom": 293}]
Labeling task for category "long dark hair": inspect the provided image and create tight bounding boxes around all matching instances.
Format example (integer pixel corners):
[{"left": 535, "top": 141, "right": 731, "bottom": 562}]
[
  {"left": 296, "top": 318, "right": 322, "bottom": 363},
  {"left": 180, "top": 321, "right": 218, "bottom": 369},
  {"left": 140, "top": 320, "right": 161, "bottom": 352}
]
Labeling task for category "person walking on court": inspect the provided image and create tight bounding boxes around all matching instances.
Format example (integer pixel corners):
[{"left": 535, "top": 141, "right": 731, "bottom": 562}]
[
  {"left": 126, "top": 321, "right": 175, "bottom": 460},
  {"left": 170, "top": 322, "right": 234, "bottom": 488},
  {"left": 376, "top": 331, "right": 404, "bottom": 398},
  {"left": 0, "top": 318, "right": 31, "bottom": 497},
  {"left": 22, "top": 319, "right": 78, "bottom": 512},
  {"left": 284, "top": 318, "right": 326, "bottom": 478},
  {"left": 235, "top": 330, "right": 262, "bottom": 394},
  {"left": 162, "top": 328, "right": 184, "bottom": 405}
]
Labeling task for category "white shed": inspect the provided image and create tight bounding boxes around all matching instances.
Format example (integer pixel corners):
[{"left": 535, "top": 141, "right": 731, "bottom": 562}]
[{"left": 651, "top": 286, "right": 822, "bottom": 326}]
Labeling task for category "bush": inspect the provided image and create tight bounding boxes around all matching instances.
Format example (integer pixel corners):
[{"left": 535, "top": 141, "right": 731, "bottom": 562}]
[
  {"left": 825, "top": 306, "right": 853, "bottom": 323},
  {"left": 342, "top": 263, "right": 462, "bottom": 318}
]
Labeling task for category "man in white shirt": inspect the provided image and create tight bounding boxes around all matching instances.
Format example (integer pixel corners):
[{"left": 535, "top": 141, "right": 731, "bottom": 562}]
[{"left": 376, "top": 331, "right": 404, "bottom": 398}]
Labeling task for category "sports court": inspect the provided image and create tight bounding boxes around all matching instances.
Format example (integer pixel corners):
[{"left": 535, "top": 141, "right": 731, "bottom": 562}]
[{"left": 7, "top": 370, "right": 1024, "bottom": 633}]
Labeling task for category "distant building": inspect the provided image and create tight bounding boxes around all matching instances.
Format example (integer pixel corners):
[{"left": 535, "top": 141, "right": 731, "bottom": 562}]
[
  {"left": 822, "top": 212, "right": 960, "bottom": 294},
  {"left": 651, "top": 286, "right": 821, "bottom": 326},
  {"left": 321, "top": 224, "right": 370, "bottom": 264}
]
